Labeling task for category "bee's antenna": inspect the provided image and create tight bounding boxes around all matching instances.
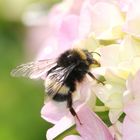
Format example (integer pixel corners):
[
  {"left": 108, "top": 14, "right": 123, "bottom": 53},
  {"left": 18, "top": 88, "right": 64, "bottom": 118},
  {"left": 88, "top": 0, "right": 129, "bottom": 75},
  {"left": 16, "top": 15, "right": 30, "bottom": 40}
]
[{"left": 90, "top": 52, "right": 101, "bottom": 57}]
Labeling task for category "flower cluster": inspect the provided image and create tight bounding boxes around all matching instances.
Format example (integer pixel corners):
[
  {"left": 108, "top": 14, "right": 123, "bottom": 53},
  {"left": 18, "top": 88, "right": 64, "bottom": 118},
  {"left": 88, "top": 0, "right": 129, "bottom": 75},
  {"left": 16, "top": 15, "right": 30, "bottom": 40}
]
[{"left": 26, "top": 0, "right": 140, "bottom": 139}]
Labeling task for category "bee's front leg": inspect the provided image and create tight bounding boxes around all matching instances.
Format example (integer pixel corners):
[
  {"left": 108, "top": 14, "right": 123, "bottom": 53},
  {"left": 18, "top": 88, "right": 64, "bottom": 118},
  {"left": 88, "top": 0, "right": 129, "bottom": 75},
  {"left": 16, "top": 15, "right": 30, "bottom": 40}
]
[
  {"left": 67, "top": 91, "right": 82, "bottom": 125},
  {"left": 88, "top": 72, "right": 105, "bottom": 85}
]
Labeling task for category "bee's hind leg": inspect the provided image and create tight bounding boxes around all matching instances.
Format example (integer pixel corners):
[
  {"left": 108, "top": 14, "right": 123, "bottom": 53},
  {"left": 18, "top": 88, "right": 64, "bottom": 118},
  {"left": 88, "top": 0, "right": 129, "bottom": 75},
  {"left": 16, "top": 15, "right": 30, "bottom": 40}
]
[{"left": 67, "top": 91, "right": 82, "bottom": 125}]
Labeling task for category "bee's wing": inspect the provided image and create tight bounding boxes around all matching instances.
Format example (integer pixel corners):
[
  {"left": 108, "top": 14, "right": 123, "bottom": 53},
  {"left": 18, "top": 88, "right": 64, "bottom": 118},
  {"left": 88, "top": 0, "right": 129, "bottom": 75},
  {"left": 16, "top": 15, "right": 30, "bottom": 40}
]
[
  {"left": 45, "top": 64, "right": 76, "bottom": 97},
  {"left": 11, "top": 59, "right": 57, "bottom": 79}
]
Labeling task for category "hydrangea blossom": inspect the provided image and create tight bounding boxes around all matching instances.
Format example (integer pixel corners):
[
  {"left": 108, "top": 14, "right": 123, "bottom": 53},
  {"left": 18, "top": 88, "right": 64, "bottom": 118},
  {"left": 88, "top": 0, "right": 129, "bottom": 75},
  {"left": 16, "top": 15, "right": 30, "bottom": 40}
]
[
  {"left": 24, "top": 0, "right": 140, "bottom": 139},
  {"left": 123, "top": 70, "right": 140, "bottom": 140}
]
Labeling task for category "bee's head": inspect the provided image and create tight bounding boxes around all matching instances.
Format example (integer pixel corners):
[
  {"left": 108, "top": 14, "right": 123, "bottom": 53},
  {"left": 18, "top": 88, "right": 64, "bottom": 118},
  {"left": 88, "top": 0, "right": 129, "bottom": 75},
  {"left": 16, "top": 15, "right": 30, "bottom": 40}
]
[
  {"left": 91, "top": 58, "right": 100, "bottom": 67},
  {"left": 57, "top": 49, "right": 101, "bottom": 68},
  {"left": 84, "top": 50, "right": 101, "bottom": 67}
]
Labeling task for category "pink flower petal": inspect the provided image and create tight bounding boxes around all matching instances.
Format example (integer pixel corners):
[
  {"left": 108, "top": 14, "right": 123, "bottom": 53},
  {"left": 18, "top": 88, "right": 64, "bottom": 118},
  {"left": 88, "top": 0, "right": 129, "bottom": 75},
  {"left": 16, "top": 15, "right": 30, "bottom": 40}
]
[
  {"left": 118, "top": 0, "right": 132, "bottom": 12},
  {"left": 79, "top": 0, "right": 124, "bottom": 39},
  {"left": 123, "top": 0, "right": 140, "bottom": 38},
  {"left": 124, "top": 98, "right": 140, "bottom": 123},
  {"left": 45, "top": 103, "right": 113, "bottom": 140},
  {"left": 63, "top": 135, "right": 83, "bottom": 140},
  {"left": 36, "top": 36, "right": 60, "bottom": 60},
  {"left": 77, "top": 79, "right": 96, "bottom": 107},
  {"left": 58, "top": 15, "right": 79, "bottom": 49},
  {"left": 79, "top": 0, "right": 92, "bottom": 38},
  {"left": 68, "top": 0, "right": 84, "bottom": 15},
  {"left": 76, "top": 105, "right": 113, "bottom": 140},
  {"left": 41, "top": 101, "right": 68, "bottom": 124},
  {"left": 127, "top": 70, "right": 140, "bottom": 98},
  {"left": 123, "top": 116, "right": 140, "bottom": 140}
]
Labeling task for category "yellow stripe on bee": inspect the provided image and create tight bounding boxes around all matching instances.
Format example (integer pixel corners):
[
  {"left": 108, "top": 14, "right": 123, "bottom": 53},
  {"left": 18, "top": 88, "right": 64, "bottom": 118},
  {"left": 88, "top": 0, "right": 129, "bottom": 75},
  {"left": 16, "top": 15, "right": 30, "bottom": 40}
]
[
  {"left": 74, "top": 48, "right": 87, "bottom": 60},
  {"left": 45, "top": 79, "right": 69, "bottom": 95},
  {"left": 58, "top": 86, "right": 69, "bottom": 95}
]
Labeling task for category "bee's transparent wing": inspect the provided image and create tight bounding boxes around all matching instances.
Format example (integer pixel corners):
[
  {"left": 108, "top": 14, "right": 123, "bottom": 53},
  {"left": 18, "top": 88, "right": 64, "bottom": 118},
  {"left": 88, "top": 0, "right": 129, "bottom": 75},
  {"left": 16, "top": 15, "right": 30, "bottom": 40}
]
[
  {"left": 11, "top": 59, "right": 57, "bottom": 79},
  {"left": 45, "top": 64, "right": 76, "bottom": 97}
]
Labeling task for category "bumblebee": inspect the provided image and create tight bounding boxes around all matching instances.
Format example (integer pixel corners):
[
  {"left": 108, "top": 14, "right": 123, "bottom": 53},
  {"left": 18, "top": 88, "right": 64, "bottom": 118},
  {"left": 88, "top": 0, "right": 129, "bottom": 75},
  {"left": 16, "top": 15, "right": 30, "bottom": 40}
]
[{"left": 11, "top": 48, "right": 103, "bottom": 124}]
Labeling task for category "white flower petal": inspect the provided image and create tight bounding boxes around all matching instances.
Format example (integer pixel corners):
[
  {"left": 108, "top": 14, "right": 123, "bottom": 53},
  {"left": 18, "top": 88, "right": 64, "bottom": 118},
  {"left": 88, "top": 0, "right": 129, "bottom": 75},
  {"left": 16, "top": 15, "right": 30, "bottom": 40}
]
[
  {"left": 63, "top": 135, "right": 83, "bottom": 140},
  {"left": 47, "top": 115, "right": 75, "bottom": 140}
]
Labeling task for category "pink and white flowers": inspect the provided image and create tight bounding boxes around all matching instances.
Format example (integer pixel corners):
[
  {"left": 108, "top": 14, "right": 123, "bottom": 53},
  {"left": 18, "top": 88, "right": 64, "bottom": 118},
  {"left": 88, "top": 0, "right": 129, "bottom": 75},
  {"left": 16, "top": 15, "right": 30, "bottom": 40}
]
[{"left": 25, "top": 0, "right": 140, "bottom": 139}]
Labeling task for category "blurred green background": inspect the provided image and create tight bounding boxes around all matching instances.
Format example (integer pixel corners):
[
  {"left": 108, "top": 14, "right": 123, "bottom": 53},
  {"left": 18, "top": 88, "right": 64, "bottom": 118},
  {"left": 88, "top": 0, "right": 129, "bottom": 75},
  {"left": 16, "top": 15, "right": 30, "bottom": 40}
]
[{"left": 0, "top": 0, "right": 59, "bottom": 140}]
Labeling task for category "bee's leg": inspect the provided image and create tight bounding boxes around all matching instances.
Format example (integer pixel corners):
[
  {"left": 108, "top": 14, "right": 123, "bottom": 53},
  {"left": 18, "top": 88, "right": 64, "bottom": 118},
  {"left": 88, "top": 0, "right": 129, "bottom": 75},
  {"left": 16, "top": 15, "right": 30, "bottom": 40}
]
[
  {"left": 88, "top": 72, "right": 105, "bottom": 85},
  {"left": 67, "top": 91, "right": 82, "bottom": 125}
]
